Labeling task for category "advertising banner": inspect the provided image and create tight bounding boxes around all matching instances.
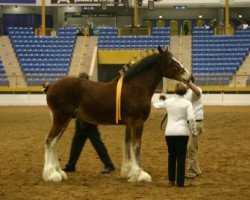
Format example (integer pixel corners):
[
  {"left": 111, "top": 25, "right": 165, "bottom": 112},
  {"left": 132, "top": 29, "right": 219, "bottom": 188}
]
[{"left": 0, "top": 0, "right": 36, "bottom": 3}]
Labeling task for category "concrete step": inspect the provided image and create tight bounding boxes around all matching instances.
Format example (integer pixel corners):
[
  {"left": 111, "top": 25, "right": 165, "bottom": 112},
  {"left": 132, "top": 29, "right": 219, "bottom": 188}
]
[
  {"left": 166, "top": 35, "right": 192, "bottom": 90},
  {"left": 68, "top": 36, "right": 97, "bottom": 77},
  {"left": 0, "top": 36, "right": 26, "bottom": 87},
  {"left": 230, "top": 52, "right": 250, "bottom": 86}
]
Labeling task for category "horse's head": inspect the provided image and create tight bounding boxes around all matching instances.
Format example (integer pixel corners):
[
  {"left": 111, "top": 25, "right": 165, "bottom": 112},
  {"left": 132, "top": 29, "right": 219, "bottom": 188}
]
[{"left": 157, "top": 46, "right": 191, "bottom": 83}]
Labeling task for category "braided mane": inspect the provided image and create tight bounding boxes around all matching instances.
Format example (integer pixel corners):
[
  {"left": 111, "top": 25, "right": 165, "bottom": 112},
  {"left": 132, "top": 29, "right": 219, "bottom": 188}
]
[
  {"left": 124, "top": 54, "right": 159, "bottom": 81},
  {"left": 117, "top": 49, "right": 160, "bottom": 81}
]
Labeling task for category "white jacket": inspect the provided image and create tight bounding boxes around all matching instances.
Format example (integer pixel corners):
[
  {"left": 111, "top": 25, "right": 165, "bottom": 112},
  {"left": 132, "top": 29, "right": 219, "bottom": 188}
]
[
  {"left": 184, "top": 88, "right": 204, "bottom": 120},
  {"left": 153, "top": 95, "right": 197, "bottom": 136}
]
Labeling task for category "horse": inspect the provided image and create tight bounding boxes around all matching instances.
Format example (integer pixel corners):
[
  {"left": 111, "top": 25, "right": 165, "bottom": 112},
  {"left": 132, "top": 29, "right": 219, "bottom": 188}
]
[{"left": 42, "top": 46, "right": 191, "bottom": 183}]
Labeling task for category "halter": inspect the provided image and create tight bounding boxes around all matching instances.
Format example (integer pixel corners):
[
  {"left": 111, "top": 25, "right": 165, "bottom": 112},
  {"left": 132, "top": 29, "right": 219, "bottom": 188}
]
[
  {"left": 171, "top": 57, "right": 186, "bottom": 72},
  {"left": 171, "top": 57, "right": 190, "bottom": 82}
]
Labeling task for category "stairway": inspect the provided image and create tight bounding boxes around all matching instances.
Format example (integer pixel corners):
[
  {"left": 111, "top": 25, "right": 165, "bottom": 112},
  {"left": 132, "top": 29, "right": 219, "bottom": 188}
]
[
  {"left": 230, "top": 53, "right": 250, "bottom": 87},
  {"left": 165, "top": 35, "right": 192, "bottom": 91},
  {"left": 68, "top": 36, "right": 98, "bottom": 80},
  {"left": 0, "top": 36, "right": 26, "bottom": 87}
]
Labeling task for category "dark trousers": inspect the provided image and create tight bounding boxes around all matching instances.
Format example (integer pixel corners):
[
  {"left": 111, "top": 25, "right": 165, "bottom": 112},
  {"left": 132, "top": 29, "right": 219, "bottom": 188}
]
[
  {"left": 66, "top": 118, "right": 114, "bottom": 168},
  {"left": 165, "top": 135, "right": 189, "bottom": 186}
]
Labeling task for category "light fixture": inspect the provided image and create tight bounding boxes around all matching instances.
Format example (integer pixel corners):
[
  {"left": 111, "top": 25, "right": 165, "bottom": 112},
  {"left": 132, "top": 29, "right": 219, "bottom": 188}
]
[
  {"left": 159, "top": 15, "right": 162, "bottom": 19},
  {"left": 138, "top": 0, "right": 143, "bottom": 6},
  {"left": 122, "top": 0, "right": 129, "bottom": 8},
  {"left": 113, "top": 0, "right": 119, "bottom": 6},
  {"left": 148, "top": 0, "right": 154, "bottom": 10},
  {"left": 198, "top": 15, "right": 203, "bottom": 19},
  {"left": 239, "top": 14, "right": 242, "bottom": 18},
  {"left": 101, "top": 1, "right": 108, "bottom": 10}
]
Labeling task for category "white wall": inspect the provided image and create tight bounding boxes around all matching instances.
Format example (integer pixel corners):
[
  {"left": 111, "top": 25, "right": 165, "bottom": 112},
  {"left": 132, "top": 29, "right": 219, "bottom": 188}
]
[
  {"left": 233, "top": 0, "right": 250, "bottom": 4},
  {"left": 143, "top": 8, "right": 220, "bottom": 20},
  {"left": 0, "top": 94, "right": 47, "bottom": 106},
  {"left": 0, "top": 93, "right": 250, "bottom": 106},
  {"left": 152, "top": 93, "right": 250, "bottom": 106}
]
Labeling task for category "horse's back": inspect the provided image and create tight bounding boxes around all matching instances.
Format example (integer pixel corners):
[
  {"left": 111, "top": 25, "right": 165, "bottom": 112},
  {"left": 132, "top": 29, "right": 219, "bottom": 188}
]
[
  {"left": 46, "top": 77, "right": 117, "bottom": 116},
  {"left": 46, "top": 76, "right": 151, "bottom": 124}
]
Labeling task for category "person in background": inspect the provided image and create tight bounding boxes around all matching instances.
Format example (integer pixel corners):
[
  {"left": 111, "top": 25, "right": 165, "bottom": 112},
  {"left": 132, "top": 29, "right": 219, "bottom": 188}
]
[
  {"left": 210, "top": 18, "right": 217, "bottom": 32},
  {"left": 204, "top": 23, "right": 210, "bottom": 29},
  {"left": 184, "top": 22, "right": 189, "bottom": 35},
  {"left": 153, "top": 83, "right": 197, "bottom": 187},
  {"left": 64, "top": 73, "right": 115, "bottom": 174},
  {"left": 185, "top": 75, "right": 204, "bottom": 179}
]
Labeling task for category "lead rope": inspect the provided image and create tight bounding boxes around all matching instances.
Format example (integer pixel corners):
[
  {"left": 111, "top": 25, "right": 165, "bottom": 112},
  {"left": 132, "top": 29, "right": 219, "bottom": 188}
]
[
  {"left": 116, "top": 75, "right": 124, "bottom": 124},
  {"left": 160, "top": 113, "right": 168, "bottom": 130}
]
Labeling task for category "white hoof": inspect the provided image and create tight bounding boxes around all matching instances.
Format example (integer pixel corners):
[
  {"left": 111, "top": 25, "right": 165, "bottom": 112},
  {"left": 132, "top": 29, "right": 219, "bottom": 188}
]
[
  {"left": 121, "top": 164, "right": 131, "bottom": 179},
  {"left": 48, "top": 171, "right": 63, "bottom": 182},
  {"left": 59, "top": 170, "right": 68, "bottom": 180},
  {"left": 138, "top": 170, "right": 152, "bottom": 182},
  {"left": 127, "top": 168, "right": 140, "bottom": 183},
  {"left": 43, "top": 168, "right": 63, "bottom": 182},
  {"left": 121, "top": 170, "right": 129, "bottom": 179}
]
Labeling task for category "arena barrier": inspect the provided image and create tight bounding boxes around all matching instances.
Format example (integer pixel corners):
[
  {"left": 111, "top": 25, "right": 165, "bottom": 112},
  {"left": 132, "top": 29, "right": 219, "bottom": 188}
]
[{"left": 0, "top": 93, "right": 249, "bottom": 106}]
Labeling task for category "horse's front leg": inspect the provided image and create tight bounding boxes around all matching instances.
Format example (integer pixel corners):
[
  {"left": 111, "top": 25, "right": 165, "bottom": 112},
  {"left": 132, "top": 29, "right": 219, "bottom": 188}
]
[
  {"left": 121, "top": 125, "right": 132, "bottom": 178},
  {"left": 128, "top": 122, "right": 152, "bottom": 183}
]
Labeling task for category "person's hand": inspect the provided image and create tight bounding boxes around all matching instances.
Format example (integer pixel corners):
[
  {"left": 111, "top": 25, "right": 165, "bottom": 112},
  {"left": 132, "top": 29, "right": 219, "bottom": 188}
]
[
  {"left": 185, "top": 78, "right": 192, "bottom": 86},
  {"left": 159, "top": 95, "right": 166, "bottom": 101}
]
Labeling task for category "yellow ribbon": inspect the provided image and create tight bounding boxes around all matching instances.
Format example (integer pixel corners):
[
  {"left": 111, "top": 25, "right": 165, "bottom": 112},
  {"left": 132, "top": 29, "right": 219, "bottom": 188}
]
[{"left": 116, "top": 75, "right": 124, "bottom": 124}]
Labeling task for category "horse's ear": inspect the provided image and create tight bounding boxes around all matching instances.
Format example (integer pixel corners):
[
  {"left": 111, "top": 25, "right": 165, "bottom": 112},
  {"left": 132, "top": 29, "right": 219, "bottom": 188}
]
[{"left": 158, "top": 46, "right": 163, "bottom": 54}]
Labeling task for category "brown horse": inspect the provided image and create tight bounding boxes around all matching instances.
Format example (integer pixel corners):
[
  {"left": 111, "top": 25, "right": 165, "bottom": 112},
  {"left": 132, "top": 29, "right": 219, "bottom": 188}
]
[{"left": 42, "top": 47, "right": 191, "bottom": 182}]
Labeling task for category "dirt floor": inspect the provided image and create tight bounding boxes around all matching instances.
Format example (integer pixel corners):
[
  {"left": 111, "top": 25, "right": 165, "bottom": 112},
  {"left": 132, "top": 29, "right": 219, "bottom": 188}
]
[{"left": 0, "top": 106, "right": 250, "bottom": 200}]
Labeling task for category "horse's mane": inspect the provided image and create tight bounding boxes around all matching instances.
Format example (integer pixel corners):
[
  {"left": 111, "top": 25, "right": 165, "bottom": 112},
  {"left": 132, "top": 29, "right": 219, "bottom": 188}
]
[
  {"left": 112, "top": 47, "right": 172, "bottom": 82},
  {"left": 124, "top": 54, "right": 159, "bottom": 81},
  {"left": 113, "top": 49, "right": 160, "bottom": 82}
]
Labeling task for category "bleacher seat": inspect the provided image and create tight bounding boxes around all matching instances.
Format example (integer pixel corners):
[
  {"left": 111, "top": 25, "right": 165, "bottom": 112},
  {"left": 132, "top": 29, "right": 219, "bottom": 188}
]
[
  {"left": 97, "top": 27, "right": 170, "bottom": 50},
  {"left": 8, "top": 27, "right": 77, "bottom": 86},
  {"left": 192, "top": 27, "right": 250, "bottom": 85}
]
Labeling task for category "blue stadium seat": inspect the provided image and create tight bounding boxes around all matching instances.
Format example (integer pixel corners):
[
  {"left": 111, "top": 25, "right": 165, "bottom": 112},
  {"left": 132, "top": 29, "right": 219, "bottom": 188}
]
[
  {"left": 8, "top": 27, "right": 77, "bottom": 86},
  {"left": 192, "top": 27, "right": 250, "bottom": 85},
  {"left": 97, "top": 27, "right": 170, "bottom": 50}
]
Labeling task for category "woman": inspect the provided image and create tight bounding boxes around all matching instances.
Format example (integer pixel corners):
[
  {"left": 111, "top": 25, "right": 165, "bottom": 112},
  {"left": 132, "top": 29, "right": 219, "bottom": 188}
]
[{"left": 153, "top": 83, "right": 197, "bottom": 187}]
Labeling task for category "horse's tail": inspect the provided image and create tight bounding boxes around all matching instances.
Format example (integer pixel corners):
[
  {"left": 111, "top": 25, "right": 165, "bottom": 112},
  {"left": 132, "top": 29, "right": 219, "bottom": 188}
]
[{"left": 42, "top": 82, "right": 50, "bottom": 93}]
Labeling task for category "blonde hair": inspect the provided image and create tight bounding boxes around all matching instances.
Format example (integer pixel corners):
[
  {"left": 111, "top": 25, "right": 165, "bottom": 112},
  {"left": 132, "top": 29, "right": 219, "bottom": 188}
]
[{"left": 175, "top": 83, "right": 187, "bottom": 96}]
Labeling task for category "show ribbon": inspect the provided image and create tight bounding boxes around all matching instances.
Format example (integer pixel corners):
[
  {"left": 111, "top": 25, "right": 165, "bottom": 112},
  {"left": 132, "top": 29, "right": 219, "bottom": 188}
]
[{"left": 116, "top": 75, "right": 124, "bottom": 124}]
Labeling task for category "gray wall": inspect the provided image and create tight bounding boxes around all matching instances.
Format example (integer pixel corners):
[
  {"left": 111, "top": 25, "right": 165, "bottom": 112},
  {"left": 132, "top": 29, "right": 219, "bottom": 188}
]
[
  {"left": 2, "top": 5, "right": 54, "bottom": 15},
  {"left": 142, "top": 8, "right": 220, "bottom": 20},
  {"left": 1, "top": 5, "right": 250, "bottom": 30}
]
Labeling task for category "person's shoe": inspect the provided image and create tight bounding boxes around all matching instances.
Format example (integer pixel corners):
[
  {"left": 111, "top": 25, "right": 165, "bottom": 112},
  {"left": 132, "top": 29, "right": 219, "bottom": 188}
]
[
  {"left": 169, "top": 181, "right": 175, "bottom": 186},
  {"left": 101, "top": 166, "right": 115, "bottom": 174},
  {"left": 177, "top": 184, "right": 185, "bottom": 187},
  {"left": 63, "top": 165, "right": 75, "bottom": 172}
]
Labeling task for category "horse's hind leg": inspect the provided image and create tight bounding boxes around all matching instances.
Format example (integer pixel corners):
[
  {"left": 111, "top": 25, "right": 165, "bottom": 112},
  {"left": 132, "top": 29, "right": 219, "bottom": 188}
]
[
  {"left": 121, "top": 125, "right": 132, "bottom": 178},
  {"left": 128, "top": 121, "right": 152, "bottom": 183},
  {"left": 43, "top": 113, "right": 71, "bottom": 182}
]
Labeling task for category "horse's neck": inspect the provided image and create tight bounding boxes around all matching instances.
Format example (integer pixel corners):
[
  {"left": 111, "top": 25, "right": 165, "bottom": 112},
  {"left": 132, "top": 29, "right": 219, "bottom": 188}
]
[{"left": 130, "top": 67, "right": 162, "bottom": 97}]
